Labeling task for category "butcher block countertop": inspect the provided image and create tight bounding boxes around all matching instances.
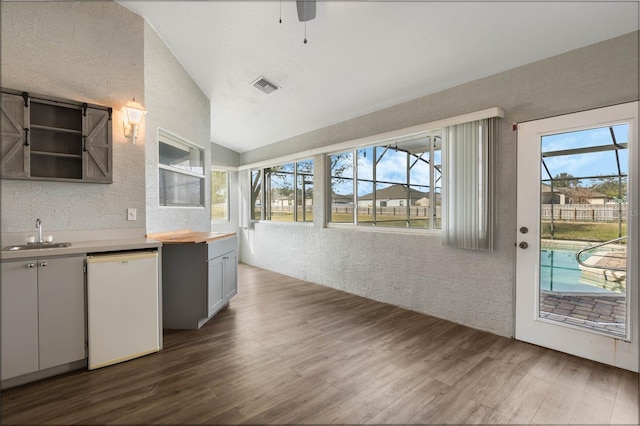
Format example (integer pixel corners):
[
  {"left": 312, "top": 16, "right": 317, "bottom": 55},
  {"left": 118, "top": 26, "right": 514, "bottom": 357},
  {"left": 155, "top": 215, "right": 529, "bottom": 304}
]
[{"left": 147, "top": 229, "right": 236, "bottom": 244}]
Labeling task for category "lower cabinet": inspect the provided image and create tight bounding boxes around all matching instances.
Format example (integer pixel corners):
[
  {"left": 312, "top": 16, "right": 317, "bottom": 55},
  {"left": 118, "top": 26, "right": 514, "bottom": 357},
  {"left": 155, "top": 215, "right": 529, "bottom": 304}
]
[
  {"left": 162, "top": 235, "right": 238, "bottom": 329},
  {"left": 207, "top": 255, "right": 225, "bottom": 317},
  {"left": 1, "top": 256, "right": 85, "bottom": 381},
  {"left": 222, "top": 250, "right": 238, "bottom": 302}
]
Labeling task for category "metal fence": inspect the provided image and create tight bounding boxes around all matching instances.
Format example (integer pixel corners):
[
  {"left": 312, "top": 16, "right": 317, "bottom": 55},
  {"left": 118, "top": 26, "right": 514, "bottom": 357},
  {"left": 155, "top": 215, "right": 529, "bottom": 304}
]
[
  {"left": 541, "top": 204, "right": 627, "bottom": 222},
  {"left": 328, "top": 205, "right": 442, "bottom": 217}
]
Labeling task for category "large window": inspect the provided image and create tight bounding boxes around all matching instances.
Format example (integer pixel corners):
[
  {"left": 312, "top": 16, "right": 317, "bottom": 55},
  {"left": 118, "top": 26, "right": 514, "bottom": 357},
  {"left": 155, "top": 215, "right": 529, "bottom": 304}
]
[
  {"left": 329, "top": 132, "right": 441, "bottom": 229},
  {"left": 251, "top": 159, "right": 314, "bottom": 222},
  {"left": 211, "top": 169, "right": 228, "bottom": 221},
  {"left": 158, "top": 130, "right": 205, "bottom": 207}
]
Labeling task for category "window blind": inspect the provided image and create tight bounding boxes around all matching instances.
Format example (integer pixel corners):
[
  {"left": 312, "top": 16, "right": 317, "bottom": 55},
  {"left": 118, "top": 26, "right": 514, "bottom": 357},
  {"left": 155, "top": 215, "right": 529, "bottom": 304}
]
[{"left": 441, "top": 118, "right": 495, "bottom": 250}]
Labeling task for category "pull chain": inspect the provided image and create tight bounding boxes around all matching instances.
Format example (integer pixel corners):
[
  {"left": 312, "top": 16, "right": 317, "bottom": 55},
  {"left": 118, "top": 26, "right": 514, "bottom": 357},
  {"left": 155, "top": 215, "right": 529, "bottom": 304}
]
[{"left": 303, "top": 0, "right": 308, "bottom": 44}]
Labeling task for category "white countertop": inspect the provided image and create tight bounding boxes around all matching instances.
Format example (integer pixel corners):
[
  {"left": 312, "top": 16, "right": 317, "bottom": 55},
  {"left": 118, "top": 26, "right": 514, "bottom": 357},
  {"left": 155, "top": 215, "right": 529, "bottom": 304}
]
[{"left": 0, "top": 238, "right": 162, "bottom": 261}]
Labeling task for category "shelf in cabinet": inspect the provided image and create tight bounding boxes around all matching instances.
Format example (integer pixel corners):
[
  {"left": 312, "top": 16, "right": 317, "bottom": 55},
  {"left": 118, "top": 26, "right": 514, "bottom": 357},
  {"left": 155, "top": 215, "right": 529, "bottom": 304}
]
[
  {"left": 31, "top": 151, "right": 83, "bottom": 159},
  {"left": 31, "top": 124, "right": 82, "bottom": 135}
]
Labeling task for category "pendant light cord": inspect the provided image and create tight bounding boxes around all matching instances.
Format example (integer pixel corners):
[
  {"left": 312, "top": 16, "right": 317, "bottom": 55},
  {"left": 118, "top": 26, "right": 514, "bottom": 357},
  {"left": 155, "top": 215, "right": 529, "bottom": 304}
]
[{"left": 303, "top": 0, "right": 308, "bottom": 44}]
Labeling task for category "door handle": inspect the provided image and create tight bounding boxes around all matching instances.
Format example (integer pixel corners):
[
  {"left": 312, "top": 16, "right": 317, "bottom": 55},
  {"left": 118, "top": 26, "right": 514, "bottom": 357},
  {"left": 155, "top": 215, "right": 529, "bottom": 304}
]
[{"left": 519, "top": 242, "right": 528, "bottom": 249}]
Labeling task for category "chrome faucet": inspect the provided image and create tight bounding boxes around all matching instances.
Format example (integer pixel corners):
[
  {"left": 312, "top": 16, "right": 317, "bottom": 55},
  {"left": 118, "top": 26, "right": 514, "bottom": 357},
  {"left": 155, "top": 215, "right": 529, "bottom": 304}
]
[{"left": 35, "top": 219, "right": 43, "bottom": 244}]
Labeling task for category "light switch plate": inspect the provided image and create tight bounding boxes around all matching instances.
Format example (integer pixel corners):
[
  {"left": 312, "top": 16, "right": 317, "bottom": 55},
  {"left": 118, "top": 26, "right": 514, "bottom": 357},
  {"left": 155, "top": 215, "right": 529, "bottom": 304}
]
[{"left": 127, "top": 208, "right": 137, "bottom": 221}]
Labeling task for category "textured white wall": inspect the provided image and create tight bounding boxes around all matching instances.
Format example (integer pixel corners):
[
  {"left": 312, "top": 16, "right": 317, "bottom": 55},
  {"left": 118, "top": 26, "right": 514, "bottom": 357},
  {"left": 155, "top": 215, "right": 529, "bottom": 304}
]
[
  {"left": 143, "top": 22, "right": 212, "bottom": 234},
  {"left": 211, "top": 142, "right": 240, "bottom": 168},
  {"left": 0, "top": 2, "right": 146, "bottom": 235},
  {"left": 240, "top": 32, "right": 639, "bottom": 337}
]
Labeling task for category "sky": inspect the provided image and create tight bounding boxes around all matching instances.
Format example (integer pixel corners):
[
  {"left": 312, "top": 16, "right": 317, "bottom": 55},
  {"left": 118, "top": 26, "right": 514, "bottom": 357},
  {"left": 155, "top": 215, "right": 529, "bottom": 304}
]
[
  {"left": 541, "top": 124, "right": 629, "bottom": 184},
  {"left": 286, "top": 123, "right": 631, "bottom": 198},
  {"left": 329, "top": 144, "right": 439, "bottom": 196}
]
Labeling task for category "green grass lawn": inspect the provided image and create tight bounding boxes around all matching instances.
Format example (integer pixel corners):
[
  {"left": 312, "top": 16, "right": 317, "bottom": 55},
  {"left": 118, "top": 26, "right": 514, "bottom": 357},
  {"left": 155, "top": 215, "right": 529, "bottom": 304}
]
[
  {"left": 267, "top": 211, "right": 314, "bottom": 222},
  {"left": 542, "top": 221, "right": 627, "bottom": 242},
  {"left": 248, "top": 208, "right": 625, "bottom": 241}
]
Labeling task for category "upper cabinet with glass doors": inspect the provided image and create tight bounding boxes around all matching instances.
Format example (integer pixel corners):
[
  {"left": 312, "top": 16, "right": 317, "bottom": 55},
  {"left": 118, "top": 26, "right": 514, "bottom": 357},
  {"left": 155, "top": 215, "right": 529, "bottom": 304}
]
[{"left": 0, "top": 88, "right": 113, "bottom": 183}]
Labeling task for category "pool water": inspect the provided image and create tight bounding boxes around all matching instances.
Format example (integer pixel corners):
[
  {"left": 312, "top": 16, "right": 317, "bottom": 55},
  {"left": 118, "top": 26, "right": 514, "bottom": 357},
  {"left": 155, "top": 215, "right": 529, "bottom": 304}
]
[{"left": 540, "top": 249, "right": 614, "bottom": 293}]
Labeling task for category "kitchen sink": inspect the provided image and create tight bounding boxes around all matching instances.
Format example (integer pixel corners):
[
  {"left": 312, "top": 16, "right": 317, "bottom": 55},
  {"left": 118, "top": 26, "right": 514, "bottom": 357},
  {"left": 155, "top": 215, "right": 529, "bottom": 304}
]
[{"left": 3, "top": 242, "right": 72, "bottom": 251}]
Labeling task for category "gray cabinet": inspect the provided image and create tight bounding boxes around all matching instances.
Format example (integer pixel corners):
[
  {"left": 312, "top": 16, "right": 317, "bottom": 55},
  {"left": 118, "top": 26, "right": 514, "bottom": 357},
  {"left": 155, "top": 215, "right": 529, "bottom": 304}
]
[
  {"left": 82, "top": 107, "right": 112, "bottom": 182},
  {"left": 0, "top": 92, "right": 30, "bottom": 178},
  {"left": 37, "top": 256, "right": 86, "bottom": 370},
  {"left": 162, "top": 235, "right": 238, "bottom": 329},
  {"left": 0, "top": 260, "right": 39, "bottom": 380},
  {"left": 207, "top": 255, "right": 225, "bottom": 317},
  {"left": 222, "top": 250, "right": 238, "bottom": 302},
  {"left": 0, "top": 89, "right": 112, "bottom": 183},
  {"left": 0, "top": 256, "right": 85, "bottom": 381}
]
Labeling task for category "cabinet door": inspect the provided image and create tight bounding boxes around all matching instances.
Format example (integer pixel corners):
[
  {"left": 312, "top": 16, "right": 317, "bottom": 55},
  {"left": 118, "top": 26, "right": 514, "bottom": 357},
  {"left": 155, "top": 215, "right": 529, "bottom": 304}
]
[
  {"left": 223, "top": 251, "right": 238, "bottom": 302},
  {"left": 207, "top": 256, "right": 225, "bottom": 317},
  {"left": 82, "top": 107, "right": 112, "bottom": 183},
  {"left": 38, "top": 256, "right": 86, "bottom": 370},
  {"left": 1, "top": 260, "right": 39, "bottom": 380},
  {"left": 0, "top": 92, "right": 29, "bottom": 178}
]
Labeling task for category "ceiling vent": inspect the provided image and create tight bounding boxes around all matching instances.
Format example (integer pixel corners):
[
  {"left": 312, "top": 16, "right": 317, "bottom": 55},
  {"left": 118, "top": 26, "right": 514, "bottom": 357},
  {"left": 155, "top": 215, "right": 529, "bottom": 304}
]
[{"left": 252, "top": 76, "right": 280, "bottom": 94}]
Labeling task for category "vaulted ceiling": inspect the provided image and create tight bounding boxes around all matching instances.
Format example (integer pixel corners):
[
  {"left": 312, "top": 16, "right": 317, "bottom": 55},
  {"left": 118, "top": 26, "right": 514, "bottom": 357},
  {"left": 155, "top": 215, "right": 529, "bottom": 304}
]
[{"left": 118, "top": 1, "right": 638, "bottom": 153}]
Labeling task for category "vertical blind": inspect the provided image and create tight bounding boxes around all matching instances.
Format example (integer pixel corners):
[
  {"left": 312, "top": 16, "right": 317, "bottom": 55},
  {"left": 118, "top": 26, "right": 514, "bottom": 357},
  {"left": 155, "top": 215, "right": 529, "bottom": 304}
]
[{"left": 442, "top": 118, "right": 495, "bottom": 250}]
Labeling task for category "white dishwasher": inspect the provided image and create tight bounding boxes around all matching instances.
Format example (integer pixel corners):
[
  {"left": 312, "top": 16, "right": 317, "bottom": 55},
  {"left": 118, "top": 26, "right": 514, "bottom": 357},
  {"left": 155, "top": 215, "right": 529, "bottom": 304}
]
[{"left": 86, "top": 250, "right": 160, "bottom": 370}]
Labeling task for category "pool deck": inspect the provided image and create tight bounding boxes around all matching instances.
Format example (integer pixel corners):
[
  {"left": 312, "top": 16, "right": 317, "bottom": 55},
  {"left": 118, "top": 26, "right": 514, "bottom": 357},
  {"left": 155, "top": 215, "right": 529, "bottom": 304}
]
[
  {"left": 539, "top": 241, "right": 627, "bottom": 336},
  {"left": 540, "top": 292, "right": 626, "bottom": 336},
  {"left": 591, "top": 250, "right": 626, "bottom": 269}
]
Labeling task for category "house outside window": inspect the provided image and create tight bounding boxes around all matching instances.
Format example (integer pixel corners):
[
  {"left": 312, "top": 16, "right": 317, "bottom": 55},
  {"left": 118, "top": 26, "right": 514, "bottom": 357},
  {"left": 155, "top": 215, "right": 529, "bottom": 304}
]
[
  {"left": 328, "top": 132, "right": 441, "bottom": 229},
  {"left": 158, "top": 130, "right": 205, "bottom": 207}
]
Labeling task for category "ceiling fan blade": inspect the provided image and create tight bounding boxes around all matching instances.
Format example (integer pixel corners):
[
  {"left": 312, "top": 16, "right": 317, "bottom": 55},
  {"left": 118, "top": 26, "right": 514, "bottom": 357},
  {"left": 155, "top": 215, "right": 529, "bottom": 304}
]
[{"left": 296, "top": 0, "right": 316, "bottom": 22}]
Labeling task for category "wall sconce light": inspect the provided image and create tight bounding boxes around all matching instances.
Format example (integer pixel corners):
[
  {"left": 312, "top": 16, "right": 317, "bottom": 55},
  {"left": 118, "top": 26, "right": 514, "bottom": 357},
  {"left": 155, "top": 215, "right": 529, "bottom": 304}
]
[{"left": 121, "top": 99, "right": 147, "bottom": 143}]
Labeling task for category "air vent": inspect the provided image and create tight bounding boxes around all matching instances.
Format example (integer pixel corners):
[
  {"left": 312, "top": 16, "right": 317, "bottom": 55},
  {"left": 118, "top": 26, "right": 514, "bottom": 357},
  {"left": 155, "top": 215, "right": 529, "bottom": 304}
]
[{"left": 251, "top": 76, "right": 280, "bottom": 94}]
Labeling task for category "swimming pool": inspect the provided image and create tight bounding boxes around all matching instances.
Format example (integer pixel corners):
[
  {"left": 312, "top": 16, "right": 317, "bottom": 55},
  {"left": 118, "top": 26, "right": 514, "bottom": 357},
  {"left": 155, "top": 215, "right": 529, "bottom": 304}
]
[{"left": 540, "top": 249, "right": 616, "bottom": 293}]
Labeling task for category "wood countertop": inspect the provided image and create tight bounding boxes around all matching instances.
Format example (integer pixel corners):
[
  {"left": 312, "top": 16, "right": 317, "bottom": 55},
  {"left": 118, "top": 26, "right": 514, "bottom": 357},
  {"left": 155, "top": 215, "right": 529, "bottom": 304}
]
[{"left": 147, "top": 229, "right": 236, "bottom": 244}]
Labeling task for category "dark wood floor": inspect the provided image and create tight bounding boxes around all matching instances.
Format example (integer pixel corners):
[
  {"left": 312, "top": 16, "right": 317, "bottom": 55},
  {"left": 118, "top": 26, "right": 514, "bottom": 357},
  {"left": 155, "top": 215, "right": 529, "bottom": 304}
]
[{"left": 1, "top": 263, "right": 638, "bottom": 424}]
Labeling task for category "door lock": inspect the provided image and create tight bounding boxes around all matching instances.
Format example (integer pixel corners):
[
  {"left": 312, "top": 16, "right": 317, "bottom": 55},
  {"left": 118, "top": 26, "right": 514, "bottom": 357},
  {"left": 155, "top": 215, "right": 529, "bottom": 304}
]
[
  {"left": 519, "top": 241, "right": 528, "bottom": 249},
  {"left": 519, "top": 226, "right": 528, "bottom": 234}
]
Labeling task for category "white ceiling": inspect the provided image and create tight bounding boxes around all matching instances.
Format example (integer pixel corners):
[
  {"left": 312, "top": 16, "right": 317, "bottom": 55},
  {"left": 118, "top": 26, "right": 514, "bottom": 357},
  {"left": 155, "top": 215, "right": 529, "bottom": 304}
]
[{"left": 118, "top": 1, "right": 638, "bottom": 153}]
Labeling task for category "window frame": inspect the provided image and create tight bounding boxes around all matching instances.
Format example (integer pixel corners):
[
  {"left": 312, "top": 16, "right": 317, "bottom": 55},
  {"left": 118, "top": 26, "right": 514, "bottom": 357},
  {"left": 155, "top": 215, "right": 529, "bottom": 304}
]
[
  {"left": 250, "top": 158, "right": 314, "bottom": 223},
  {"left": 210, "top": 167, "right": 230, "bottom": 223},
  {"left": 326, "top": 132, "right": 442, "bottom": 232},
  {"left": 157, "top": 129, "right": 205, "bottom": 208},
  {"left": 239, "top": 107, "right": 504, "bottom": 233}
]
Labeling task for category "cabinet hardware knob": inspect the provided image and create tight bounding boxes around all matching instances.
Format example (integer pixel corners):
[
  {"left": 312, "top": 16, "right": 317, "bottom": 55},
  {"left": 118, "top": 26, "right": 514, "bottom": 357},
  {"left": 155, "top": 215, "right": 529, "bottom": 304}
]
[
  {"left": 24, "top": 128, "right": 29, "bottom": 146},
  {"left": 39, "top": 262, "right": 48, "bottom": 267},
  {"left": 26, "top": 263, "right": 35, "bottom": 268},
  {"left": 83, "top": 135, "right": 87, "bottom": 152}
]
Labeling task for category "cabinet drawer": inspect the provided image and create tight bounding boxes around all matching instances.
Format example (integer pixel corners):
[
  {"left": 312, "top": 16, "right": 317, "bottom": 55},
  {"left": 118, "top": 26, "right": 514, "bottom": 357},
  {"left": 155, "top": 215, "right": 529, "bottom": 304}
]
[{"left": 207, "top": 236, "right": 237, "bottom": 260}]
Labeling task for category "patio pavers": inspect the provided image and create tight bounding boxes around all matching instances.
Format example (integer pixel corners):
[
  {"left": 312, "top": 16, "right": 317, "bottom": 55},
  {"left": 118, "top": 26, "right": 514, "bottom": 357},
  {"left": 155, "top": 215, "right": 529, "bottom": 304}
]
[{"left": 540, "top": 291, "right": 626, "bottom": 336}]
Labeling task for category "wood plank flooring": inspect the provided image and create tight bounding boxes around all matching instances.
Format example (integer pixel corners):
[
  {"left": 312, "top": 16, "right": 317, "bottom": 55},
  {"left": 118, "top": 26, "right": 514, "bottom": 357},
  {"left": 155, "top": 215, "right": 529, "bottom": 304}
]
[{"left": 1, "top": 263, "right": 638, "bottom": 424}]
